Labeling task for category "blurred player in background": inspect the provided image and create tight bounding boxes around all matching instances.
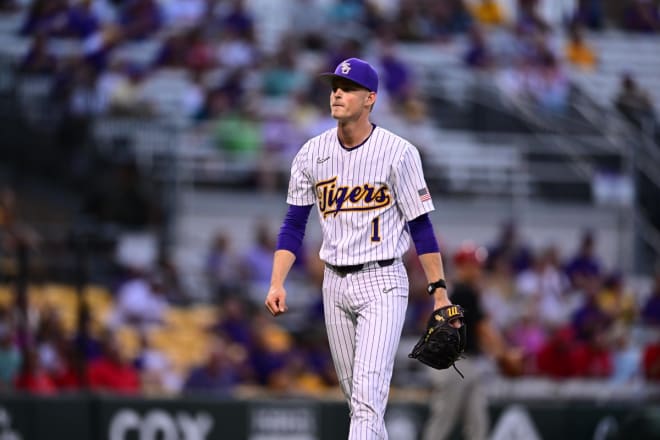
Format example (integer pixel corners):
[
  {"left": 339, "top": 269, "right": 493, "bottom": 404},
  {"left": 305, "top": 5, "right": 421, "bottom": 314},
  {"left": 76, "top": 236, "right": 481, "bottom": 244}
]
[{"left": 423, "top": 242, "right": 523, "bottom": 440}]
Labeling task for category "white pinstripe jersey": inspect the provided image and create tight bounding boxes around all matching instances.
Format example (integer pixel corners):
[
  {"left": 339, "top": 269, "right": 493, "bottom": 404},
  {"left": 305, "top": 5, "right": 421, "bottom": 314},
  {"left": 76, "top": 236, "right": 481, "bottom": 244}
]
[{"left": 287, "top": 125, "right": 434, "bottom": 266}]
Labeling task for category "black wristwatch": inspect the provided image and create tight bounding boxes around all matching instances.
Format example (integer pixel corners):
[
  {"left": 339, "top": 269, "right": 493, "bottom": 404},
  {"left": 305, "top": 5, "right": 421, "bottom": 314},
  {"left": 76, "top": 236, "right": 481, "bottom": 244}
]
[{"left": 427, "top": 279, "right": 447, "bottom": 295}]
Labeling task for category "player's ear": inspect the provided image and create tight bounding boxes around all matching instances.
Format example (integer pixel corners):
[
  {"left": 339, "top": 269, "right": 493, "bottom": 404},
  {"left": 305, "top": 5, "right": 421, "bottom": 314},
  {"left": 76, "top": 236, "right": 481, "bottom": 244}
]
[
  {"left": 365, "top": 92, "right": 376, "bottom": 112},
  {"left": 365, "top": 91, "right": 376, "bottom": 107}
]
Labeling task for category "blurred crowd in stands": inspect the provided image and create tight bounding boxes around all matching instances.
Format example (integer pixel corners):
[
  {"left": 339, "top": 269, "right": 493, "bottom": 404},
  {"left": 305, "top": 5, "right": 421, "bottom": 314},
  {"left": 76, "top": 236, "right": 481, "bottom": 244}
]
[
  {"left": 1, "top": 0, "right": 660, "bottom": 398},
  {"left": 1, "top": 0, "right": 659, "bottom": 191},
  {"left": 2, "top": 179, "right": 660, "bottom": 397}
]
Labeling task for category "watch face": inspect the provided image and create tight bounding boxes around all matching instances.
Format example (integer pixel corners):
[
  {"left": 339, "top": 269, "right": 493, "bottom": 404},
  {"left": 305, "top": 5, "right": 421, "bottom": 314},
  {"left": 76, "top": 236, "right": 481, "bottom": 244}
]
[{"left": 427, "top": 285, "right": 433, "bottom": 294}]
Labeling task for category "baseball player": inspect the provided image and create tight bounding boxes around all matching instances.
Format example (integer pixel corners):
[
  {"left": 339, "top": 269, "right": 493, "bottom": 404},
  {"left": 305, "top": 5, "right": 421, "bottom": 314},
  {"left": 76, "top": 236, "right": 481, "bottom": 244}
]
[
  {"left": 265, "top": 58, "right": 453, "bottom": 439},
  {"left": 422, "top": 243, "right": 523, "bottom": 440}
]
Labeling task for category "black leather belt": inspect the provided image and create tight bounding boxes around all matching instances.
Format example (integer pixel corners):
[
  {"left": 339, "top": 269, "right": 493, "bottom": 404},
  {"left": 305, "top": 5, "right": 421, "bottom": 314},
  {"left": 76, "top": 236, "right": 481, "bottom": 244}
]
[{"left": 326, "top": 258, "right": 395, "bottom": 276}]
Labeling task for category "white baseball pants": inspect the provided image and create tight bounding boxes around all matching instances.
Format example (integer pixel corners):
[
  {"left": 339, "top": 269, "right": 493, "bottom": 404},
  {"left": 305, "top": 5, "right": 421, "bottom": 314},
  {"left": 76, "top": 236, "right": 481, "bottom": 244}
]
[{"left": 322, "top": 260, "right": 409, "bottom": 440}]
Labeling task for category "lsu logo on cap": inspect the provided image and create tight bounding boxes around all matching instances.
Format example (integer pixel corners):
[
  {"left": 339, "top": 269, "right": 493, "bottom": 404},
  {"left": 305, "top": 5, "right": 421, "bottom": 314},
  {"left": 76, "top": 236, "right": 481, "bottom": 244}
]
[{"left": 340, "top": 61, "right": 351, "bottom": 74}]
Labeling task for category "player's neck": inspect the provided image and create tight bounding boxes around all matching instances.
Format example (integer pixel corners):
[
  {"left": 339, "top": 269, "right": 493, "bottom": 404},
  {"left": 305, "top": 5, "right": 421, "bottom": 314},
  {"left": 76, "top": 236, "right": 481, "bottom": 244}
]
[{"left": 337, "top": 119, "right": 373, "bottom": 149}]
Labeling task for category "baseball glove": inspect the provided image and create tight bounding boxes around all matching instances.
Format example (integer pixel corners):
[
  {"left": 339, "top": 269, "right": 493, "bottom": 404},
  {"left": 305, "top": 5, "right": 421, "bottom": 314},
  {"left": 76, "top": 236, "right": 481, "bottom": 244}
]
[{"left": 408, "top": 305, "right": 466, "bottom": 378}]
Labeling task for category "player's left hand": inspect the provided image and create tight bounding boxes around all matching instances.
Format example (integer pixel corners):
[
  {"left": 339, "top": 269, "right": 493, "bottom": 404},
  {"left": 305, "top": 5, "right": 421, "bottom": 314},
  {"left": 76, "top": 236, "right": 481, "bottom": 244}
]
[
  {"left": 433, "top": 300, "right": 462, "bottom": 328},
  {"left": 408, "top": 305, "right": 466, "bottom": 376},
  {"left": 433, "top": 298, "right": 453, "bottom": 312},
  {"left": 265, "top": 285, "right": 288, "bottom": 316}
]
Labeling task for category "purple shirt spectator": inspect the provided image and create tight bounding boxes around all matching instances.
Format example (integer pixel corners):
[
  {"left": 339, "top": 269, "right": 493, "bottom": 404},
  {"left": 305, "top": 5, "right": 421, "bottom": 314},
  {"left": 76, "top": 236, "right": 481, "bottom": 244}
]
[
  {"left": 565, "top": 231, "right": 602, "bottom": 288},
  {"left": 153, "top": 33, "right": 187, "bottom": 68},
  {"left": 70, "top": 294, "right": 101, "bottom": 364},
  {"left": 214, "top": 298, "right": 253, "bottom": 347},
  {"left": 183, "top": 336, "right": 244, "bottom": 395},
  {"left": 241, "top": 246, "right": 274, "bottom": 285},
  {"left": 20, "top": 0, "right": 69, "bottom": 36},
  {"left": 463, "top": 25, "right": 494, "bottom": 70},
  {"left": 64, "top": 1, "right": 101, "bottom": 39},
  {"left": 571, "top": 0, "right": 604, "bottom": 30},
  {"left": 240, "top": 223, "right": 276, "bottom": 285},
  {"left": 183, "top": 364, "right": 240, "bottom": 395},
  {"left": 427, "top": 0, "right": 472, "bottom": 38},
  {"left": 220, "top": 0, "right": 254, "bottom": 41},
  {"left": 565, "top": 256, "right": 601, "bottom": 279},
  {"left": 515, "top": 0, "right": 550, "bottom": 34},
  {"left": 623, "top": 0, "right": 660, "bottom": 33},
  {"left": 249, "top": 345, "right": 288, "bottom": 386},
  {"left": 380, "top": 51, "right": 411, "bottom": 103},
  {"left": 642, "top": 272, "right": 660, "bottom": 326},
  {"left": 487, "top": 221, "right": 532, "bottom": 274},
  {"left": 20, "top": 33, "right": 57, "bottom": 75},
  {"left": 572, "top": 294, "right": 611, "bottom": 341},
  {"left": 119, "top": 0, "right": 162, "bottom": 40}
]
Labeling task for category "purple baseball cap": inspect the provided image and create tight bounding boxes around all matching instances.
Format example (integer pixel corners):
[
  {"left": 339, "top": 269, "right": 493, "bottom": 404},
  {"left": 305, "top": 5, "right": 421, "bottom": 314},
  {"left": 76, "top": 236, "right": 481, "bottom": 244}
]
[{"left": 320, "top": 58, "right": 379, "bottom": 92}]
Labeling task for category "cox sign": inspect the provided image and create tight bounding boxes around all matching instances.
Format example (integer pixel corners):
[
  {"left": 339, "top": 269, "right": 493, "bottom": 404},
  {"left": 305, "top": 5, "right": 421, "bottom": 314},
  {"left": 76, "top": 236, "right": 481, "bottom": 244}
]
[{"left": 108, "top": 409, "right": 213, "bottom": 440}]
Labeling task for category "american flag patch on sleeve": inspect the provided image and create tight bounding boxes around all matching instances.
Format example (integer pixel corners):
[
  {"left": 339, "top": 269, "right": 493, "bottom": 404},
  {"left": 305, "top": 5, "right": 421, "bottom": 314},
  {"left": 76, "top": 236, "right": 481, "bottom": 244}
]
[{"left": 418, "top": 187, "right": 431, "bottom": 202}]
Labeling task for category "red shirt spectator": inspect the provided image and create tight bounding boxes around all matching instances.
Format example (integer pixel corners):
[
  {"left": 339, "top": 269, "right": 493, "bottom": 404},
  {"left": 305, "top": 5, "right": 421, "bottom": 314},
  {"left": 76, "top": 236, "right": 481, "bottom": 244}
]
[
  {"left": 86, "top": 331, "right": 140, "bottom": 394},
  {"left": 643, "top": 343, "right": 660, "bottom": 380},
  {"left": 51, "top": 365, "right": 82, "bottom": 390},
  {"left": 536, "top": 327, "right": 576, "bottom": 378},
  {"left": 87, "top": 357, "right": 140, "bottom": 394},
  {"left": 537, "top": 325, "right": 612, "bottom": 378},
  {"left": 50, "top": 342, "right": 83, "bottom": 391},
  {"left": 14, "top": 349, "right": 57, "bottom": 395},
  {"left": 569, "top": 342, "right": 612, "bottom": 377},
  {"left": 14, "top": 371, "right": 57, "bottom": 395}
]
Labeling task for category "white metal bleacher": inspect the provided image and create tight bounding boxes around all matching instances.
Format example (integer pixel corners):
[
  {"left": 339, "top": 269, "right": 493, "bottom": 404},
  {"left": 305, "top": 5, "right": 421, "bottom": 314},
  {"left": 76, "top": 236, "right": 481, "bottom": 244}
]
[
  {"left": 569, "top": 31, "right": 660, "bottom": 108},
  {"left": 374, "top": 110, "right": 528, "bottom": 197}
]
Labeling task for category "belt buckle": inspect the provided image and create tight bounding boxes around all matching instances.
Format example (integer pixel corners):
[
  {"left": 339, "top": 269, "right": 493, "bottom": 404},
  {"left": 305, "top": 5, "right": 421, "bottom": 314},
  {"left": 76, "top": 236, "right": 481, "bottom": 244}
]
[
  {"left": 341, "top": 264, "right": 363, "bottom": 275},
  {"left": 328, "top": 263, "right": 361, "bottom": 276},
  {"left": 328, "top": 260, "right": 394, "bottom": 276},
  {"left": 377, "top": 258, "right": 395, "bottom": 268}
]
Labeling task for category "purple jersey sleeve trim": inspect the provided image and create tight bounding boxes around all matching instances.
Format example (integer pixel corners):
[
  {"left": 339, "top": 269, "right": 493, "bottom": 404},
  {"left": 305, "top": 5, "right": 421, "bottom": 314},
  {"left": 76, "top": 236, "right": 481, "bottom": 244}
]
[
  {"left": 408, "top": 213, "right": 440, "bottom": 255},
  {"left": 277, "top": 204, "right": 313, "bottom": 254}
]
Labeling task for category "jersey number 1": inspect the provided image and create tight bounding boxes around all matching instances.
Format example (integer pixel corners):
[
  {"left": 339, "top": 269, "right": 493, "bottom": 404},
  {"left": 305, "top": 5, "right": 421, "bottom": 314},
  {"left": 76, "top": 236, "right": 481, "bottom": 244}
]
[{"left": 371, "top": 217, "right": 381, "bottom": 242}]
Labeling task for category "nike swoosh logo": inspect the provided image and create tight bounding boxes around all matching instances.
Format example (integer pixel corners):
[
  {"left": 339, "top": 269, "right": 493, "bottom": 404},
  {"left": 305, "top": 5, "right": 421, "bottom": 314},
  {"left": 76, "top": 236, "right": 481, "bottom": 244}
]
[
  {"left": 317, "top": 156, "right": 330, "bottom": 163},
  {"left": 382, "top": 287, "right": 396, "bottom": 293}
]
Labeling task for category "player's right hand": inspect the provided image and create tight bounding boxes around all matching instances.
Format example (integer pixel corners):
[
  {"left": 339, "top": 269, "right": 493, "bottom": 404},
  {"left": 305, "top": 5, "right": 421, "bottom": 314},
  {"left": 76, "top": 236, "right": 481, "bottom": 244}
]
[
  {"left": 265, "top": 285, "right": 288, "bottom": 316},
  {"left": 496, "top": 348, "right": 525, "bottom": 377}
]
